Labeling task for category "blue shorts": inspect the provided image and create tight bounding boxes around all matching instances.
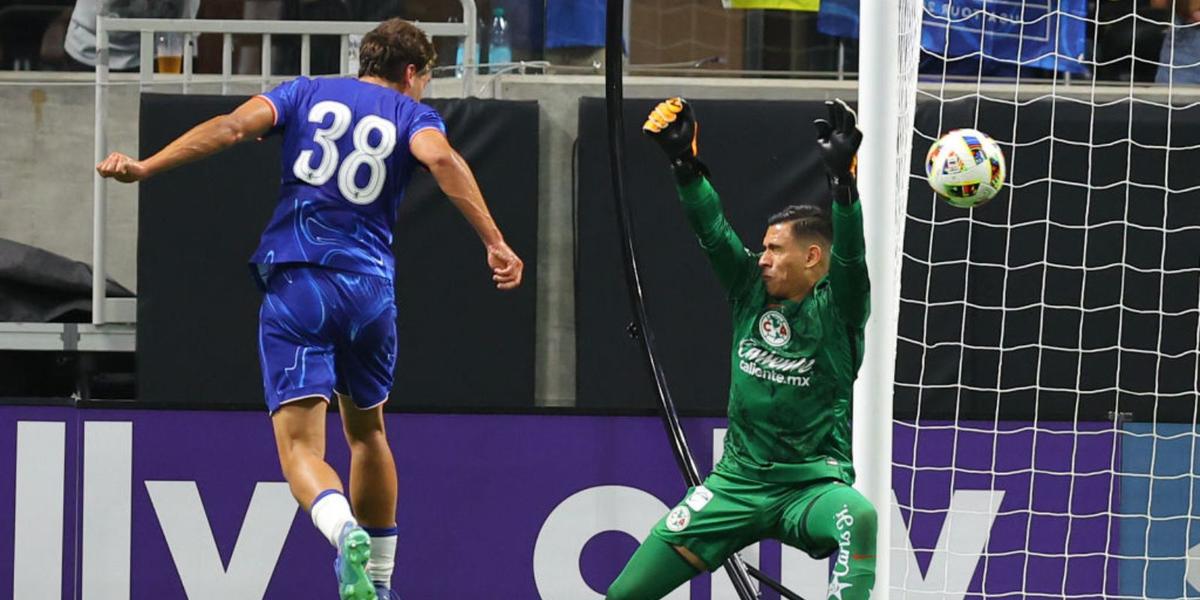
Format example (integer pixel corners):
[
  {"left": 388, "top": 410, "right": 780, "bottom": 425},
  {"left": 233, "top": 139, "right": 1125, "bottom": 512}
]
[{"left": 257, "top": 265, "right": 396, "bottom": 413}]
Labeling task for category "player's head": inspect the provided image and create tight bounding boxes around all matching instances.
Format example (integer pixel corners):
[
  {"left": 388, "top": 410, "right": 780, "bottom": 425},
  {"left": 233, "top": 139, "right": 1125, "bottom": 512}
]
[
  {"left": 759, "top": 204, "right": 832, "bottom": 301},
  {"left": 358, "top": 18, "right": 436, "bottom": 100}
]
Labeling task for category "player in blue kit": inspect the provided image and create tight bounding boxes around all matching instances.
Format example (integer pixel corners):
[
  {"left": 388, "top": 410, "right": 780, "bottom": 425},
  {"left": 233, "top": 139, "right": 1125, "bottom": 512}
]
[{"left": 96, "top": 19, "right": 523, "bottom": 599}]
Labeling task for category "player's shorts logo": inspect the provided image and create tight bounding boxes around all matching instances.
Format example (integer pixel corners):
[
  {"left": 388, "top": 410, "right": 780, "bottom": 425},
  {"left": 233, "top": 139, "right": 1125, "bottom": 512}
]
[
  {"left": 758, "top": 311, "right": 791, "bottom": 348},
  {"left": 666, "top": 506, "right": 691, "bottom": 532}
]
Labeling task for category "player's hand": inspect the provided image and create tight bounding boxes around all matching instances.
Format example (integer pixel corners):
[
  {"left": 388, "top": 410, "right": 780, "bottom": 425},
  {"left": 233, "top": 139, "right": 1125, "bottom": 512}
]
[
  {"left": 643, "top": 97, "right": 698, "bottom": 162},
  {"left": 487, "top": 242, "right": 523, "bottom": 291},
  {"left": 96, "top": 151, "right": 150, "bottom": 183},
  {"left": 643, "top": 97, "right": 708, "bottom": 183},
  {"left": 813, "top": 99, "right": 862, "bottom": 183}
]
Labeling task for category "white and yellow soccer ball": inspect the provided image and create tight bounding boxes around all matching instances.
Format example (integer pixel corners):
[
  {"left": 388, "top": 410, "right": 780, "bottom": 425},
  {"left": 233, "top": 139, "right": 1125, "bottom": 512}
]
[{"left": 925, "top": 128, "right": 1006, "bottom": 208}]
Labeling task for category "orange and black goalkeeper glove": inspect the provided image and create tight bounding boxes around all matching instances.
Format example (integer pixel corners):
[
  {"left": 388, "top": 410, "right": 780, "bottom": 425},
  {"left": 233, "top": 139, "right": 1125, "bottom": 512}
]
[{"left": 643, "top": 97, "right": 708, "bottom": 184}]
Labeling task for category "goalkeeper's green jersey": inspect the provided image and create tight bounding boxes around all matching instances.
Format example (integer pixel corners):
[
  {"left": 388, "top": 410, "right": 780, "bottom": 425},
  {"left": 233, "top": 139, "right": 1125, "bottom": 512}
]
[{"left": 677, "top": 176, "right": 869, "bottom": 485}]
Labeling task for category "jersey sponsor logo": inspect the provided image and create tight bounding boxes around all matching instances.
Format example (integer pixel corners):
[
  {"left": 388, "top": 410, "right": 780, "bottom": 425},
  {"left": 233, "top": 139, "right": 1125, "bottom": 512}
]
[
  {"left": 737, "top": 340, "right": 814, "bottom": 374},
  {"left": 828, "top": 504, "right": 855, "bottom": 600},
  {"left": 758, "top": 310, "right": 792, "bottom": 347},
  {"left": 666, "top": 505, "right": 691, "bottom": 532},
  {"left": 685, "top": 486, "right": 713, "bottom": 512},
  {"left": 737, "top": 339, "right": 815, "bottom": 387}
]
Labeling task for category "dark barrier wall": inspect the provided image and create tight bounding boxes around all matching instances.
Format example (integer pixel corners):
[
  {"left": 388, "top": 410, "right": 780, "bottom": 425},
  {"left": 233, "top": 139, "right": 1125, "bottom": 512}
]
[
  {"left": 138, "top": 95, "right": 538, "bottom": 409},
  {"left": 575, "top": 97, "right": 833, "bottom": 411},
  {"left": 577, "top": 97, "right": 1199, "bottom": 421}
]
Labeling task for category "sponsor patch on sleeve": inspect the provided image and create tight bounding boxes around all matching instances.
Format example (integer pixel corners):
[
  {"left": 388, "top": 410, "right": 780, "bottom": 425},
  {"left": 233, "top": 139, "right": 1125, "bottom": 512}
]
[{"left": 686, "top": 485, "right": 713, "bottom": 512}]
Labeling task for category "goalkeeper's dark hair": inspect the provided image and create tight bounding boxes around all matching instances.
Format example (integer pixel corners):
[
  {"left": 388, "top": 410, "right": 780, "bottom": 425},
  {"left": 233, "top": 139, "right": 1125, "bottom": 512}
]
[
  {"left": 358, "top": 18, "right": 436, "bottom": 82},
  {"left": 768, "top": 204, "right": 832, "bottom": 245}
]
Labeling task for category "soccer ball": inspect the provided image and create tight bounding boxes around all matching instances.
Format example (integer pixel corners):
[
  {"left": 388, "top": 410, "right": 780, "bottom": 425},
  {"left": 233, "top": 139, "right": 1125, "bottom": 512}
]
[{"left": 925, "top": 128, "right": 1006, "bottom": 208}]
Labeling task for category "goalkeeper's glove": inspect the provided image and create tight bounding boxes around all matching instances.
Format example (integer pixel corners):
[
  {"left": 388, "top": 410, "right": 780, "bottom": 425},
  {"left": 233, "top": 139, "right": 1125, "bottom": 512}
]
[
  {"left": 643, "top": 97, "right": 708, "bottom": 185},
  {"left": 813, "top": 99, "right": 863, "bottom": 205}
]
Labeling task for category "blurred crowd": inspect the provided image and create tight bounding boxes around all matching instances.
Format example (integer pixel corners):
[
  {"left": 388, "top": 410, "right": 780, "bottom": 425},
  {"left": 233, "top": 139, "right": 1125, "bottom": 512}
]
[
  {"left": 0, "top": 0, "right": 601, "bottom": 74},
  {"left": 0, "top": 0, "right": 1195, "bottom": 84}
]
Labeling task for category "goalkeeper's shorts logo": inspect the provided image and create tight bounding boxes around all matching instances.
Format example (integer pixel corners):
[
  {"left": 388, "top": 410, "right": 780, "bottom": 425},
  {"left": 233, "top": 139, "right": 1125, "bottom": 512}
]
[
  {"left": 758, "top": 311, "right": 792, "bottom": 348},
  {"left": 666, "top": 506, "right": 691, "bottom": 532}
]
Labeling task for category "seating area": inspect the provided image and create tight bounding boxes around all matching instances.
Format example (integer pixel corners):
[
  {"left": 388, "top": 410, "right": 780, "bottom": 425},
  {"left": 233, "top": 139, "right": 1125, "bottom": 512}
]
[{"left": 0, "top": 1, "right": 1187, "bottom": 83}]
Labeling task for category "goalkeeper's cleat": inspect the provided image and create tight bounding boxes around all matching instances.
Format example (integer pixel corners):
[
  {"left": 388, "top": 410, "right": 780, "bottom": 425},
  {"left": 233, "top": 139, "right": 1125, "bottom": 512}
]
[
  {"left": 374, "top": 584, "right": 401, "bottom": 599},
  {"left": 335, "top": 524, "right": 374, "bottom": 600}
]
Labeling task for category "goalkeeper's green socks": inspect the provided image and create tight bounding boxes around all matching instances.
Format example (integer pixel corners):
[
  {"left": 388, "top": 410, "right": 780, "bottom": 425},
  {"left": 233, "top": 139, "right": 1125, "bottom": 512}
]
[
  {"left": 799, "top": 484, "right": 878, "bottom": 600},
  {"left": 606, "top": 535, "right": 700, "bottom": 600}
]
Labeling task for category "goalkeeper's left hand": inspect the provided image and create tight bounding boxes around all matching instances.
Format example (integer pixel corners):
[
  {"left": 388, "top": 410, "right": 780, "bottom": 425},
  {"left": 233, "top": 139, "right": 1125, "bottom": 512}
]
[{"left": 813, "top": 99, "right": 862, "bottom": 185}]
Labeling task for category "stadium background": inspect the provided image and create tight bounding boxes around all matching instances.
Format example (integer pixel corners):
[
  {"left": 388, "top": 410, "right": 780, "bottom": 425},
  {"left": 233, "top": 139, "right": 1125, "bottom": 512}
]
[{"left": 1, "top": 1, "right": 1198, "bottom": 598}]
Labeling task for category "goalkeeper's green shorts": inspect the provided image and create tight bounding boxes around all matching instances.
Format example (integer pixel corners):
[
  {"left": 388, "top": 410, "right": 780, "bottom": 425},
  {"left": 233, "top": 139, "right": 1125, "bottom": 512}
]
[{"left": 650, "top": 468, "right": 877, "bottom": 575}]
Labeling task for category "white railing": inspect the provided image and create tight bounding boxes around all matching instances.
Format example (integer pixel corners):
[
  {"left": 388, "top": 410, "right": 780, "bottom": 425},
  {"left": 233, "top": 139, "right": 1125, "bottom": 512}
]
[{"left": 91, "top": 9, "right": 477, "bottom": 324}]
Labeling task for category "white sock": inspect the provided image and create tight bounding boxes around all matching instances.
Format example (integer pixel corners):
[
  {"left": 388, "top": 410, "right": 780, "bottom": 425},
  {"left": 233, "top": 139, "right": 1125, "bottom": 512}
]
[
  {"left": 310, "top": 490, "right": 356, "bottom": 548},
  {"left": 364, "top": 525, "right": 398, "bottom": 587}
]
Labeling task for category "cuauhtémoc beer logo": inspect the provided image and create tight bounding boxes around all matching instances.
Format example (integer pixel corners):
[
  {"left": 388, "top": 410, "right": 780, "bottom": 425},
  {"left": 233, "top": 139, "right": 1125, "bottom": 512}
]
[{"left": 737, "top": 338, "right": 815, "bottom": 387}]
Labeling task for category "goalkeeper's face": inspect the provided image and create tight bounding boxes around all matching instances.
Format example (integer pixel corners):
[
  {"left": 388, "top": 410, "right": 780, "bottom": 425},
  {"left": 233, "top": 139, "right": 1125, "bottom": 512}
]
[{"left": 759, "top": 223, "right": 828, "bottom": 301}]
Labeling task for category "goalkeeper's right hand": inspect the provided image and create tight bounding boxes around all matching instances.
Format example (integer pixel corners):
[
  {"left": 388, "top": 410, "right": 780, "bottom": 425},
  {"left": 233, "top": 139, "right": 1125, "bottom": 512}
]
[{"left": 643, "top": 97, "right": 707, "bottom": 183}]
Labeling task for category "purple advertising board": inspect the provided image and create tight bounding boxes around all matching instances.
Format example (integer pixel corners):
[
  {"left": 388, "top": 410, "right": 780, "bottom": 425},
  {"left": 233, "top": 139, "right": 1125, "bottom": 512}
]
[
  {"left": 1, "top": 406, "right": 1119, "bottom": 599},
  {"left": 892, "top": 421, "right": 1118, "bottom": 599}
]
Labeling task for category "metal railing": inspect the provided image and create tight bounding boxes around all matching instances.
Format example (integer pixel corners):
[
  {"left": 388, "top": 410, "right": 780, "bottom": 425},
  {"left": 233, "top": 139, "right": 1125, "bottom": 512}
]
[{"left": 91, "top": 8, "right": 477, "bottom": 324}]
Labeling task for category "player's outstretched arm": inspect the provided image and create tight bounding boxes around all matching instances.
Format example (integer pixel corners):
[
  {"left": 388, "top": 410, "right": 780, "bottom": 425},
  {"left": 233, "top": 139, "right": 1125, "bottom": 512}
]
[
  {"left": 95, "top": 96, "right": 274, "bottom": 184},
  {"left": 815, "top": 99, "right": 870, "bottom": 328},
  {"left": 410, "top": 129, "right": 523, "bottom": 291},
  {"left": 643, "top": 97, "right": 757, "bottom": 296}
]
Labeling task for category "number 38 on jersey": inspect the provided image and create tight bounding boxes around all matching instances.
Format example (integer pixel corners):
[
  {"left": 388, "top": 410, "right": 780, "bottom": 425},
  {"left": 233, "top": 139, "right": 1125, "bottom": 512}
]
[{"left": 292, "top": 100, "right": 397, "bottom": 205}]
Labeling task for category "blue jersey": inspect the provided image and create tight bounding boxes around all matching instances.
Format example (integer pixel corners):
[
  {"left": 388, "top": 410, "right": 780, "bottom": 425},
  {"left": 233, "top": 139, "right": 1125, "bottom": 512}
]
[{"left": 250, "top": 77, "right": 445, "bottom": 283}]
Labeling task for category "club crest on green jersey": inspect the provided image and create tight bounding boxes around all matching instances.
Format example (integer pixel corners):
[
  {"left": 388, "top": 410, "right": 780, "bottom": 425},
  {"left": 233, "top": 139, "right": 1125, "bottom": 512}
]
[{"left": 758, "top": 310, "right": 791, "bottom": 347}]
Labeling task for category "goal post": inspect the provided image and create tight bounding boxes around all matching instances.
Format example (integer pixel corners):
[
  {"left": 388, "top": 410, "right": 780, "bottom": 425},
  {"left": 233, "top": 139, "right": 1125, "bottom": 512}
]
[{"left": 857, "top": 0, "right": 921, "bottom": 597}]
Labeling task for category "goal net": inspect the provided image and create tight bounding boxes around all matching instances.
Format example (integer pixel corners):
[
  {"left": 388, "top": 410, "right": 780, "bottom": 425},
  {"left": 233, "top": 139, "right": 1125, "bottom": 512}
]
[{"left": 892, "top": 0, "right": 1200, "bottom": 598}]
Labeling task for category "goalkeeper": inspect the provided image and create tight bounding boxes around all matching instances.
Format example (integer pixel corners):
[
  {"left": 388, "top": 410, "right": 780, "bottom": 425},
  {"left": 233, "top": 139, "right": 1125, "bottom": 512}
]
[{"left": 606, "top": 98, "right": 877, "bottom": 600}]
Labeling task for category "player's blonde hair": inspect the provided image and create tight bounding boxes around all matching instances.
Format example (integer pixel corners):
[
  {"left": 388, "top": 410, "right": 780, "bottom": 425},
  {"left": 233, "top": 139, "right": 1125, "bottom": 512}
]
[{"left": 358, "top": 18, "right": 437, "bottom": 83}]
